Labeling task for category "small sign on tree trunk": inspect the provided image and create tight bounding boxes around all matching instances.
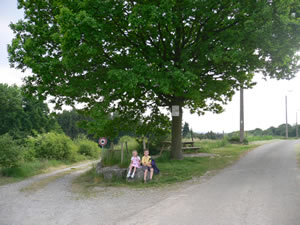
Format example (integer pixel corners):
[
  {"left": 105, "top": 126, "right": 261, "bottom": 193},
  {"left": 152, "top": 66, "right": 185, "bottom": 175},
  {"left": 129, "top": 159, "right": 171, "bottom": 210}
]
[{"left": 172, "top": 105, "right": 180, "bottom": 117}]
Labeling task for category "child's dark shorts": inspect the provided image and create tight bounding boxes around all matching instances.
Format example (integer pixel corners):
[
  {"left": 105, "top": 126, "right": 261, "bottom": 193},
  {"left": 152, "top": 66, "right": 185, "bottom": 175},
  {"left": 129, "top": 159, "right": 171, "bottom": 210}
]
[{"left": 142, "top": 166, "right": 152, "bottom": 171}]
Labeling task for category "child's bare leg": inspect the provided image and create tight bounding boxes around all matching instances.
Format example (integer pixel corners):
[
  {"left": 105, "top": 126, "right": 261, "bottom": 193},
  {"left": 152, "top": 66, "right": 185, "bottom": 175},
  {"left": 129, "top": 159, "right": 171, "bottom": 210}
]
[
  {"left": 144, "top": 169, "right": 148, "bottom": 181},
  {"left": 127, "top": 164, "right": 133, "bottom": 177},
  {"left": 150, "top": 168, "right": 154, "bottom": 180},
  {"left": 129, "top": 164, "right": 133, "bottom": 172},
  {"left": 131, "top": 166, "right": 137, "bottom": 178}
]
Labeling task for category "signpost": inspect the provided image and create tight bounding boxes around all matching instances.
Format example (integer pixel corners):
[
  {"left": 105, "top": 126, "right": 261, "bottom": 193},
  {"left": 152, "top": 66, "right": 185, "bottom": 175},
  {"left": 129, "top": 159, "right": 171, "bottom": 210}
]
[
  {"left": 172, "top": 105, "right": 180, "bottom": 117},
  {"left": 98, "top": 137, "right": 107, "bottom": 150}
]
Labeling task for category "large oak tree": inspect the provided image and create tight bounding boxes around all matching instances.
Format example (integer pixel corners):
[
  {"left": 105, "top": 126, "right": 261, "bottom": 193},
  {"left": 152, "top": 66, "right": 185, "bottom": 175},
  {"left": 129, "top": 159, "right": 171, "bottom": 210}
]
[{"left": 9, "top": 0, "right": 300, "bottom": 159}]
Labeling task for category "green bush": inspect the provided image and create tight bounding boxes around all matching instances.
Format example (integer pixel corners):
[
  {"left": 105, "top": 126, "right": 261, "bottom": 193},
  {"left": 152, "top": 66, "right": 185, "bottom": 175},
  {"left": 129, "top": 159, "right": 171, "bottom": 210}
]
[
  {"left": 75, "top": 137, "right": 100, "bottom": 158},
  {"left": 0, "top": 133, "right": 23, "bottom": 168},
  {"left": 32, "top": 132, "right": 77, "bottom": 161},
  {"left": 22, "top": 136, "right": 37, "bottom": 161},
  {"left": 227, "top": 136, "right": 248, "bottom": 144},
  {"left": 116, "top": 136, "right": 139, "bottom": 151}
]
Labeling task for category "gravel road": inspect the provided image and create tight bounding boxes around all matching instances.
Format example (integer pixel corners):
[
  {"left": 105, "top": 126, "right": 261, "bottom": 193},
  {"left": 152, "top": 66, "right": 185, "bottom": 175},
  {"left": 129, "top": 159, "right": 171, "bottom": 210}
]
[
  {"left": 120, "top": 140, "right": 300, "bottom": 225},
  {"left": 0, "top": 140, "right": 300, "bottom": 225}
]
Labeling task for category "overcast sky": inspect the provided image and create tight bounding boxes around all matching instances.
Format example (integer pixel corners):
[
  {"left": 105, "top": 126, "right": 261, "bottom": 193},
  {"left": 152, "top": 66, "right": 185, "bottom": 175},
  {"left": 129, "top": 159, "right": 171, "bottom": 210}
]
[{"left": 1, "top": 0, "right": 299, "bottom": 134}]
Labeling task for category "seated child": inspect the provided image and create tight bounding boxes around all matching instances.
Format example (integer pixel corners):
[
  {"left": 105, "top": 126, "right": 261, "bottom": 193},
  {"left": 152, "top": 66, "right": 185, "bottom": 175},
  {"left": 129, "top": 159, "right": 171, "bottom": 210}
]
[
  {"left": 127, "top": 150, "right": 141, "bottom": 178},
  {"left": 141, "top": 149, "right": 154, "bottom": 183}
]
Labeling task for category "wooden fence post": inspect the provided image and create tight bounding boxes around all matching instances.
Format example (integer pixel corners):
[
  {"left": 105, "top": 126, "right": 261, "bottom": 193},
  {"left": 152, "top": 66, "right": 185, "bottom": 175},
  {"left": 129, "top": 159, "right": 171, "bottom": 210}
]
[
  {"left": 143, "top": 137, "right": 146, "bottom": 150},
  {"left": 125, "top": 141, "right": 129, "bottom": 155},
  {"left": 121, "top": 142, "right": 124, "bottom": 164}
]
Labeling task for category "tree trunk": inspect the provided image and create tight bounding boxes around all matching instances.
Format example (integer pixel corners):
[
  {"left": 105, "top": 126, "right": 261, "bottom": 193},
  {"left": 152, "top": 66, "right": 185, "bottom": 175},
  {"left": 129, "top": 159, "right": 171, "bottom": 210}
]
[{"left": 171, "top": 104, "right": 183, "bottom": 160}]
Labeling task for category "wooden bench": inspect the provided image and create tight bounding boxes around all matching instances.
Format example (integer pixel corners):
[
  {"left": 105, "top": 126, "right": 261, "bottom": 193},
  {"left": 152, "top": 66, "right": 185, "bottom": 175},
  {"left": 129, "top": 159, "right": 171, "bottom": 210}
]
[
  {"left": 159, "top": 141, "right": 200, "bottom": 155},
  {"left": 182, "top": 146, "right": 200, "bottom": 151}
]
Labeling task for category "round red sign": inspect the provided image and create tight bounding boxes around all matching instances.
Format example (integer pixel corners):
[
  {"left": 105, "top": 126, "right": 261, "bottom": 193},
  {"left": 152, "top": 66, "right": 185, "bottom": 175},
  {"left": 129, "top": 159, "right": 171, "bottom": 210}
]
[{"left": 98, "top": 137, "right": 107, "bottom": 147}]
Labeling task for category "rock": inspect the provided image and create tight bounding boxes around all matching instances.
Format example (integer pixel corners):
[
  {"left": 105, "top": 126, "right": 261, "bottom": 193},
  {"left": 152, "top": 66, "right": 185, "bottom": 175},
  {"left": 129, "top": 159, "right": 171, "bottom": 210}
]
[
  {"left": 95, "top": 160, "right": 102, "bottom": 174},
  {"left": 96, "top": 165, "right": 127, "bottom": 181},
  {"left": 126, "top": 167, "right": 150, "bottom": 182}
]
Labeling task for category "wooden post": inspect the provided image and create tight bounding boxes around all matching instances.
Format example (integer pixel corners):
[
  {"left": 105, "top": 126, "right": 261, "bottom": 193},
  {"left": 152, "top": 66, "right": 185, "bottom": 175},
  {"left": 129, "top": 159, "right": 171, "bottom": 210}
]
[
  {"left": 143, "top": 136, "right": 146, "bottom": 150},
  {"left": 110, "top": 142, "right": 114, "bottom": 159},
  {"left": 125, "top": 141, "right": 129, "bottom": 155},
  {"left": 191, "top": 129, "right": 194, "bottom": 142},
  {"left": 121, "top": 142, "right": 124, "bottom": 164}
]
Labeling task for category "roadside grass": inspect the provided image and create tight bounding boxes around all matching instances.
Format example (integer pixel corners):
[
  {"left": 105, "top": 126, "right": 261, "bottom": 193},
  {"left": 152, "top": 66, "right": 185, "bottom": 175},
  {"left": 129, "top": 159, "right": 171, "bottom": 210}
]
[
  {"left": 0, "top": 159, "right": 94, "bottom": 186},
  {"left": 73, "top": 142, "right": 262, "bottom": 191},
  {"left": 192, "top": 138, "right": 228, "bottom": 153},
  {"left": 101, "top": 149, "right": 131, "bottom": 168},
  {"left": 295, "top": 144, "right": 300, "bottom": 167},
  {"left": 246, "top": 135, "right": 276, "bottom": 142}
]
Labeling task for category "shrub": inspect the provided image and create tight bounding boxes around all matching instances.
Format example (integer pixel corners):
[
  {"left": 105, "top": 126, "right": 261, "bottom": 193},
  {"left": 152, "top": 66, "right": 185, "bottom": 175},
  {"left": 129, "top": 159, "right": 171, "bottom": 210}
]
[
  {"left": 117, "top": 136, "right": 139, "bottom": 151},
  {"left": 22, "top": 136, "right": 37, "bottom": 161},
  {"left": 0, "top": 133, "right": 23, "bottom": 168},
  {"left": 228, "top": 136, "right": 248, "bottom": 144},
  {"left": 33, "top": 132, "right": 77, "bottom": 161},
  {"left": 75, "top": 137, "right": 100, "bottom": 158}
]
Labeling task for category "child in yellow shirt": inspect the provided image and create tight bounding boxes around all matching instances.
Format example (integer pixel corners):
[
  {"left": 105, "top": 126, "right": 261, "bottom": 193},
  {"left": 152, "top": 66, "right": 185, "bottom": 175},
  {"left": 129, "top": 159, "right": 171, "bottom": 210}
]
[{"left": 141, "top": 149, "right": 154, "bottom": 183}]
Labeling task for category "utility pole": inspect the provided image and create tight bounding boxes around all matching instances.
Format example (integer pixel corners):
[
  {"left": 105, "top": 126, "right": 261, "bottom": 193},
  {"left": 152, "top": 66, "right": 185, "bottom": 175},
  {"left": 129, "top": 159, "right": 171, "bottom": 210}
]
[
  {"left": 285, "top": 96, "right": 288, "bottom": 139},
  {"left": 240, "top": 87, "right": 244, "bottom": 143},
  {"left": 296, "top": 112, "right": 298, "bottom": 138}
]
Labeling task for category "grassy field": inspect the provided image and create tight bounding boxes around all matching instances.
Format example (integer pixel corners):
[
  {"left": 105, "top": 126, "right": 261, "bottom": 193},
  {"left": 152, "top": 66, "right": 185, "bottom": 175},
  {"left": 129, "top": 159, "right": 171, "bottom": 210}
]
[{"left": 73, "top": 141, "right": 266, "bottom": 190}]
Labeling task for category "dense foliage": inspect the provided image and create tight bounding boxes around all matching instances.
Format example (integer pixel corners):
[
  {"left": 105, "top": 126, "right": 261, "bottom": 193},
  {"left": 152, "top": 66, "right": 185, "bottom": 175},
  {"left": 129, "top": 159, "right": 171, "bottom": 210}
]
[
  {"left": 0, "top": 84, "right": 60, "bottom": 138},
  {"left": 75, "top": 136, "right": 100, "bottom": 158},
  {"left": 56, "top": 109, "right": 91, "bottom": 139},
  {"left": 0, "top": 134, "right": 23, "bottom": 168},
  {"left": 8, "top": 0, "right": 300, "bottom": 159},
  {"left": 30, "top": 132, "right": 78, "bottom": 161}
]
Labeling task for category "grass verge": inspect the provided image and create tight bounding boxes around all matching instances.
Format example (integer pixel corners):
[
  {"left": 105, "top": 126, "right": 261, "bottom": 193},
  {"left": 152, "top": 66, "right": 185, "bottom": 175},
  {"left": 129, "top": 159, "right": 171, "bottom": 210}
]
[
  {"left": 295, "top": 144, "right": 300, "bottom": 167},
  {"left": 73, "top": 142, "right": 263, "bottom": 191},
  {"left": 0, "top": 159, "right": 93, "bottom": 186}
]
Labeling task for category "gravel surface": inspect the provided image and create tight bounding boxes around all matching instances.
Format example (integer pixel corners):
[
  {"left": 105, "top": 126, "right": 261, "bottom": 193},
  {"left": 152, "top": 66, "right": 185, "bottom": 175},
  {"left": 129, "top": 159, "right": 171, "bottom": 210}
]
[
  {"left": 0, "top": 160, "right": 177, "bottom": 225},
  {"left": 1, "top": 140, "right": 300, "bottom": 225},
  {"left": 120, "top": 140, "right": 300, "bottom": 225}
]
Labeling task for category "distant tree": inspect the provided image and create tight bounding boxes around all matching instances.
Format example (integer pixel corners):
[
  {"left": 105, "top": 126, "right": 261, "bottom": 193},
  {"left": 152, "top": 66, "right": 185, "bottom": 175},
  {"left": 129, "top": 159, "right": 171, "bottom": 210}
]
[
  {"left": 22, "top": 95, "right": 61, "bottom": 134},
  {"left": 0, "top": 84, "right": 60, "bottom": 138},
  {"left": 0, "top": 84, "right": 24, "bottom": 136},
  {"left": 182, "top": 122, "right": 190, "bottom": 138},
  {"left": 56, "top": 109, "right": 90, "bottom": 139},
  {"left": 252, "top": 128, "right": 263, "bottom": 136},
  {"left": 264, "top": 126, "right": 277, "bottom": 136}
]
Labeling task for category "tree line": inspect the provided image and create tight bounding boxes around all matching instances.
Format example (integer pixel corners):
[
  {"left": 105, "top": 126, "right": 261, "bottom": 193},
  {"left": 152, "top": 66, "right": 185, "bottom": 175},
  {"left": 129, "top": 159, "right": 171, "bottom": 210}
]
[
  {"left": 0, "top": 84, "right": 89, "bottom": 140},
  {"left": 246, "top": 125, "right": 299, "bottom": 138}
]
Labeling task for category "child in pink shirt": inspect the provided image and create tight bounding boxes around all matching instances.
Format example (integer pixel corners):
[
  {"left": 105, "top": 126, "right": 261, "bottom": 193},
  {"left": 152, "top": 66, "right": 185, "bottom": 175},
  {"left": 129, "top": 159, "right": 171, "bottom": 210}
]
[{"left": 127, "top": 150, "right": 141, "bottom": 178}]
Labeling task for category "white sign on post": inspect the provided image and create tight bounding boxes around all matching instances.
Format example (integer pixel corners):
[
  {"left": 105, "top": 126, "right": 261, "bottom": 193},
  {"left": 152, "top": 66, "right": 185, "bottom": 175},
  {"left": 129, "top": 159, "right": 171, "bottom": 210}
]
[{"left": 172, "top": 105, "right": 180, "bottom": 117}]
